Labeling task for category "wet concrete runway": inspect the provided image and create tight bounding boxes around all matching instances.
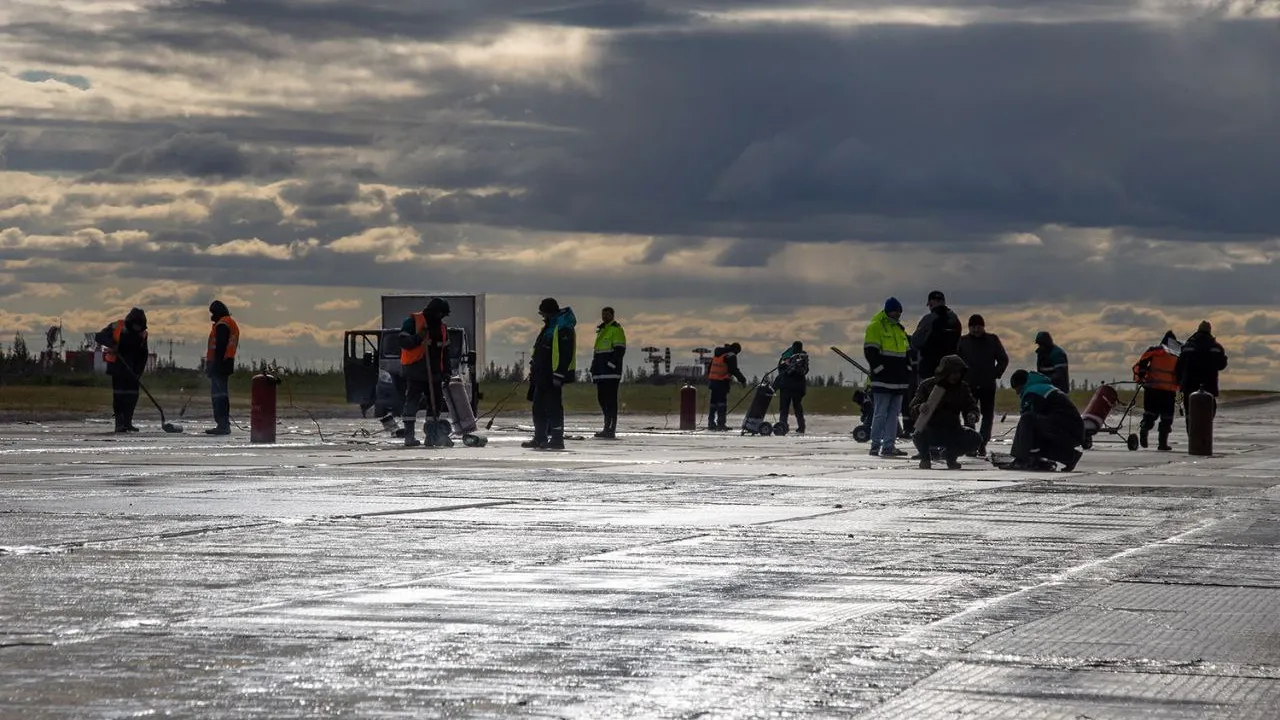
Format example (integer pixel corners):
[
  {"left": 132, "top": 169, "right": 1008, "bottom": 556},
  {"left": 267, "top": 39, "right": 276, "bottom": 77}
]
[{"left": 3, "top": 408, "right": 1279, "bottom": 718}]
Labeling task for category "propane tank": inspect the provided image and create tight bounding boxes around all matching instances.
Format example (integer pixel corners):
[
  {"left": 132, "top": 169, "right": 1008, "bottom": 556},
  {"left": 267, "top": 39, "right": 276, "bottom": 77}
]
[
  {"left": 250, "top": 373, "right": 279, "bottom": 444},
  {"left": 1081, "top": 384, "right": 1119, "bottom": 432},
  {"left": 445, "top": 375, "right": 478, "bottom": 433},
  {"left": 1186, "top": 388, "right": 1215, "bottom": 456},
  {"left": 679, "top": 382, "right": 697, "bottom": 431}
]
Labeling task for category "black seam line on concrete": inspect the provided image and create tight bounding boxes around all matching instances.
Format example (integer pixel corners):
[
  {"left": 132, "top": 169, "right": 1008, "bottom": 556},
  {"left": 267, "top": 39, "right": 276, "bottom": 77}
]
[
  {"left": 337, "top": 500, "right": 516, "bottom": 518},
  {"left": 29, "top": 521, "right": 280, "bottom": 553},
  {"left": 888, "top": 517, "right": 1223, "bottom": 646},
  {"left": 960, "top": 653, "right": 1280, "bottom": 681}
]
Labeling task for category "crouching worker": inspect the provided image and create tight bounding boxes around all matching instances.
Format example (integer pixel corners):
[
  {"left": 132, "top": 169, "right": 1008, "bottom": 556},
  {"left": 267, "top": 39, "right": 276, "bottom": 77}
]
[
  {"left": 908, "top": 355, "right": 981, "bottom": 470},
  {"left": 1008, "top": 369, "right": 1085, "bottom": 472}
]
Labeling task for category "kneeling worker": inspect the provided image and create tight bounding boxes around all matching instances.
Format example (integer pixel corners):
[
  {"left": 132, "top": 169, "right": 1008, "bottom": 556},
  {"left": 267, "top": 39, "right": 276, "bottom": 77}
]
[
  {"left": 1009, "top": 369, "right": 1085, "bottom": 472},
  {"left": 908, "top": 355, "right": 981, "bottom": 470}
]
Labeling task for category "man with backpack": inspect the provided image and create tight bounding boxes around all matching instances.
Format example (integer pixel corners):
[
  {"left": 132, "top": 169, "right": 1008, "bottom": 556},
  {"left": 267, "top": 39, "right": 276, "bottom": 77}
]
[{"left": 774, "top": 341, "right": 809, "bottom": 434}]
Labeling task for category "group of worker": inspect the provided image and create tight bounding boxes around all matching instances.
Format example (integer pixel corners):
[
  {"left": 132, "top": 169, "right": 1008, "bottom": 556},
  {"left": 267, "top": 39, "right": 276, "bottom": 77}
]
[{"left": 96, "top": 300, "right": 240, "bottom": 434}]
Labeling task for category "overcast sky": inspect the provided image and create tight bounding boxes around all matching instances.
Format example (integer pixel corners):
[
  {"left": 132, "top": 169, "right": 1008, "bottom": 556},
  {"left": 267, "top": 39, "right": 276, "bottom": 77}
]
[{"left": 2, "top": 0, "right": 1279, "bottom": 386}]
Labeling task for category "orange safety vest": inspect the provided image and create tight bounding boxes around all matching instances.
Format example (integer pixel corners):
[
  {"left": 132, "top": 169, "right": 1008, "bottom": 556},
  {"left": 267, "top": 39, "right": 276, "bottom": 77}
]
[
  {"left": 207, "top": 316, "right": 240, "bottom": 363},
  {"left": 1133, "top": 347, "right": 1178, "bottom": 392},
  {"left": 400, "top": 312, "right": 448, "bottom": 372},
  {"left": 104, "top": 319, "right": 147, "bottom": 364},
  {"left": 708, "top": 354, "right": 730, "bottom": 381}
]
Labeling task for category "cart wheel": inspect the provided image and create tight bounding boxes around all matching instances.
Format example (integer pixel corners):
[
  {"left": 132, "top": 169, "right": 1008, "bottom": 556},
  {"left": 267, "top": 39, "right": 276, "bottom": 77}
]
[
  {"left": 852, "top": 426, "right": 871, "bottom": 443},
  {"left": 759, "top": 423, "right": 774, "bottom": 437},
  {"left": 1082, "top": 434, "right": 1093, "bottom": 450},
  {"left": 1126, "top": 433, "right": 1140, "bottom": 452},
  {"left": 772, "top": 422, "right": 788, "bottom": 436}
]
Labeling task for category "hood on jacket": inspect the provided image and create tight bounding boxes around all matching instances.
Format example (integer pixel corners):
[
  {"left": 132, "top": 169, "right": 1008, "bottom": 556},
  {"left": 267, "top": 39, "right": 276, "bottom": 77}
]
[
  {"left": 1035, "top": 330, "right": 1053, "bottom": 346},
  {"left": 543, "top": 306, "right": 577, "bottom": 338},
  {"left": 209, "top": 300, "right": 230, "bottom": 320},
  {"left": 872, "top": 309, "right": 903, "bottom": 327},
  {"left": 125, "top": 307, "right": 147, "bottom": 330},
  {"left": 935, "top": 354, "right": 968, "bottom": 378},
  {"left": 1017, "top": 370, "right": 1055, "bottom": 397}
]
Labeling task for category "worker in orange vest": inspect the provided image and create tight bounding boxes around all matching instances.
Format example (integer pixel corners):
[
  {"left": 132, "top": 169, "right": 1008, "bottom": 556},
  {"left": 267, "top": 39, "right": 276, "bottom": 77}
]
[
  {"left": 94, "top": 307, "right": 149, "bottom": 432},
  {"left": 206, "top": 300, "right": 240, "bottom": 435},
  {"left": 1132, "top": 331, "right": 1180, "bottom": 451},
  {"left": 398, "top": 297, "right": 451, "bottom": 447},
  {"left": 706, "top": 342, "right": 746, "bottom": 430}
]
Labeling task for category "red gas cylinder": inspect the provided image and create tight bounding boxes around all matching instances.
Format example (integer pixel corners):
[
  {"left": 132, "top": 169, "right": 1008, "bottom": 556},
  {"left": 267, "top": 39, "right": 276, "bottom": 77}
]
[
  {"left": 250, "top": 373, "right": 279, "bottom": 444},
  {"left": 679, "top": 383, "right": 697, "bottom": 431},
  {"left": 1081, "top": 384, "right": 1119, "bottom": 432}
]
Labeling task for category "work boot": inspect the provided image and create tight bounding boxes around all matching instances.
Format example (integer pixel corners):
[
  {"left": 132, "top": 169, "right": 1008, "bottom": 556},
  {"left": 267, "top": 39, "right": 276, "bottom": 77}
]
[
  {"left": 521, "top": 439, "right": 546, "bottom": 449},
  {"left": 977, "top": 444, "right": 988, "bottom": 457},
  {"left": 541, "top": 437, "right": 566, "bottom": 451},
  {"left": 595, "top": 429, "right": 616, "bottom": 440},
  {"left": 1157, "top": 431, "right": 1172, "bottom": 452},
  {"left": 125, "top": 424, "right": 140, "bottom": 432},
  {"left": 946, "top": 458, "right": 962, "bottom": 470},
  {"left": 1062, "top": 449, "right": 1084, "bottom": 472},
  {"left": 918, "top": 457, "right": 932, "bottom": 470},
  {"left": 868, "top": 447, "right": 880, "bottom": 457},
  {"left": 881, "top": 448, "right": 907, "bottom": 457},
  {"left": 1140, "top": 428, "right": 1150, "bottom": 449},
  {"left": 204, "top": 426, "right": 231, "bottom": 436}
]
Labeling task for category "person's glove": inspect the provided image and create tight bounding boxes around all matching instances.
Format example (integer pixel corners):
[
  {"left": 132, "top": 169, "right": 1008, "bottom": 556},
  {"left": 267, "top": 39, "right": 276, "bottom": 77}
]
[{"left": 552, "top": 375, "right": 564, "bottom": 388}]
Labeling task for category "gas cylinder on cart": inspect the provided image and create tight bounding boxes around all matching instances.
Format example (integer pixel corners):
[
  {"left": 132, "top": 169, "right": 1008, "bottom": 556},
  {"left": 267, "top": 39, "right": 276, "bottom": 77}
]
[
  {"left": 1081, "top": 384, "right": 1119, "bottom": 433},
  {"left": 250, "top": 373, "right": 280, "bottom": 444},
  {"left": 679, "top": 382, "right": 697, "bottom": 431},
  {"left": 1187, "top": 388, "right": 1216, "bottom": 457},
  {"left": 445, "top": 375, "right": 478, "bottom": 433}
]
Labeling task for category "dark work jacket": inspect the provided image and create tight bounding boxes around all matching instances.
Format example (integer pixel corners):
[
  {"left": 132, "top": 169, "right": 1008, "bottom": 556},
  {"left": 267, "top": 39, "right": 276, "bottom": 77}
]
[
  {"left": 398, "top": 313, "right": 448, "bottom": 381},
  {"left": 912, "top": 305, "right": 962, "bottom": 377},
  {"left": 1176, "top": 330, "right": 1228, "bottom": 396},
  {"left": 956, "top": 333, "right": 1009, "bottom": 389},
  {"left": 531, "top": 308, "right": 577, "bottom": 384},
  {"left": 908, "top": 356, "right": 979, "bottom": 430},
  {"left": 94, "top": 320, "right": 148, "bottom": 378},
  {"left": 1019, "top": 372, "right": 1085, "bottom": 445},
  {"left": 774, "top": 349, "right": 809, "bottom": 396}
]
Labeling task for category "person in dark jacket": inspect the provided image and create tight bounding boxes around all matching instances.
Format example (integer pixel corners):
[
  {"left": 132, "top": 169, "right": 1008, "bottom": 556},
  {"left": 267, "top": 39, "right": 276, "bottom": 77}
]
[
  {"left": 590, "top": 307, "right": 626, "bottom": 439},
  {"left": 397, "top": 297, "right": 451, "bottom": 447},
  {"left": 1176, "top": 321, "right": 1228, "bottom": 398},
  {"left": 524, "top": 298, "right": 577, "bottom": 450},
  {"left": 908, "top": 355, "right": 980, "bottom": 469},
  {"left": 774, "top": 341, "right": 809, "bottom": 434},
  {"left": 956, "top": 314, "right": 1009, "bottom": 456},
  {"left": 95, "top": 307, "right": 149, "bottom": 433},
  {"left": 1034, "top": 331, "right": 1070, "bottom": 393},
  {"left": 911, "top": 290, "right": 962, "bottom": 381},
  {"left": 706, "top": 342, "right": 747, "bottom": 431},
  {"left": 205, "top": 300, "right": 239, "bottom": 435},
  {"left": 1009, "top": 369, "right": 1084, "bottom": 472}
]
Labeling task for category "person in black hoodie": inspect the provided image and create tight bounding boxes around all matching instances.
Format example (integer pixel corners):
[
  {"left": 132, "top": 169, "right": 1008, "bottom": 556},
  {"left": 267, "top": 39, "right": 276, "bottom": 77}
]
[
  {"left": 774, "top": 341, "right": 809, "bottom": 434},
  {"left": 911, "top": 290, "right": 962, "bottom": 381},
  {"left": 908, "top": 355, "right": 980, "bottom": 470},
  {"left": 95, "top": 307, "right": 149, "bottom": 433},
  {"left": 524, "top": 298, "right": 577, "bottom": 450},
  {"left": 1177, "top": 320, "right": 1228, "bottom": 399},
  {"left": 956, "top": 314, "right": 1009, "bottom": 456}
]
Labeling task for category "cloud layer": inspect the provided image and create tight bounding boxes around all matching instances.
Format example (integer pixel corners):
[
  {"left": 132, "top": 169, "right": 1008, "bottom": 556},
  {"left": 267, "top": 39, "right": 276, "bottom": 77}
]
[{"left": 1, "top": 0, "right": 1277, "bottom": 385}]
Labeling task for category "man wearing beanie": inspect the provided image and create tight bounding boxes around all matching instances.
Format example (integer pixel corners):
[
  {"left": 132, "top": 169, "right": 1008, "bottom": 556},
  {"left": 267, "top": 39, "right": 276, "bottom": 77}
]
[
  {"left": 956, "top": 314, "right": 1009, "bottom": 455},
  {"left": 864, "top": 297, "right": 912, "bottom": 457},
  {"left": 524, "top": 297, "right": 577, "bottom": 450},
  {"left": 1176, "top": 320, "right": 1228, "bottom": 403},
  {"left": 911, "top": 290, "right": 963, "bottom": 381}
]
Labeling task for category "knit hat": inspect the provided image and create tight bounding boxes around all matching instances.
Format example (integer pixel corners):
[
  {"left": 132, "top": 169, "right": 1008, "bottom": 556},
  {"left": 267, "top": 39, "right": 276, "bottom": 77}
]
[
  {"left": 538, "top": 297, "right": 560, "bottom": 315},
  {"left": 1198, "top": 320, "right": 1212, "bottom": 333},
  {"left": 884, "top": 297, "right": 903, "bottom": 313},
  {"left": 928, "top": 290, "right": 946, "bottom": 303},
  {"left": 968, "top": 314, "right": 985, "bottom": 327}
]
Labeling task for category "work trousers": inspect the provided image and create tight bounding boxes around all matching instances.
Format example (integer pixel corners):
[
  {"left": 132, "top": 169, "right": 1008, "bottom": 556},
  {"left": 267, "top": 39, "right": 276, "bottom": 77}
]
[
  {"left": 1012, "top": 413, "right": 1077, "bottom": 466},
  {"left": 778, "top": 391, "right": 805, "bottom": 433},
  {"left": 708, "top": 379, "right": 730, "bottom": 430},
  {"left": 404, "top": 375, "right": 447, "bottom": 421},
  {"left": 1140, "top": 388, "right": 1176, "bottom": 436},
  {"left": 111, "top": 372, "right": 140, "bottom": 430},
  {"left": 596, "top": 379, "right": 620, "bottom": 432},
  {"left": 971, "top": 383, "right": 997, "bottom": 448},
  {"left": 532, "top": 382, "right": 565, "bottom": 444},
  {"left": 209, "top": 373, "right": 231, "bottom": 430},
  {"left": 870, "top": 391, "right": 903, "bottom": 452},
  {"left": 913, "top": 424, "right": 977, "bottom": 462}
]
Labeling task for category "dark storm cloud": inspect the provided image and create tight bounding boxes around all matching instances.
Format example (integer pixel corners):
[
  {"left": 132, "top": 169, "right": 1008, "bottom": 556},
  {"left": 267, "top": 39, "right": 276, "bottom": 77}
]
[
  {"left": 87, "top": 132, "right": 297, "bottom": 181},
  {"left": 1244, "top": 313, "right": 1280, "bottom": 335},
  {"left": 1099, "top": 306, "right": 1167, "bottom": 329},
  {"left": 279, "top": 178, "right": 361, "bottom": 207}
]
